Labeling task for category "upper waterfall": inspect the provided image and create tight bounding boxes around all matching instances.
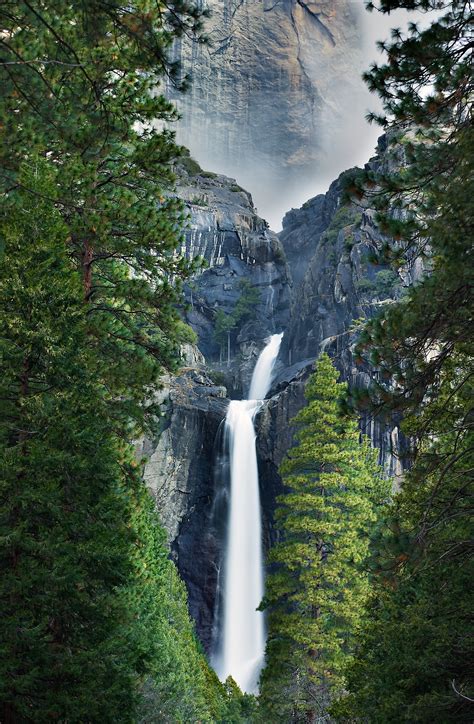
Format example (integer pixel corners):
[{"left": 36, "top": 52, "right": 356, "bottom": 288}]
[{"left": 248, "top": 332, "right": 284, "bottom": 401}]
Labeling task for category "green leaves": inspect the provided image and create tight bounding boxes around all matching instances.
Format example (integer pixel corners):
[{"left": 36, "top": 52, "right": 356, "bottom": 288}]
[
  {"left": 334, "top": 3, "right": 474, "bottom": 721},
  {"left": 259, "top": 354, "right": 388, "bottom": 722},
  {"left": 0, "top": 3, "right": 233, "bottom": 721},
  {"left": 213, "top": 278, "right": 261, "bottom": 355},
  {"left": 0, "top": 1, "right": 208, "bottom": 435}
]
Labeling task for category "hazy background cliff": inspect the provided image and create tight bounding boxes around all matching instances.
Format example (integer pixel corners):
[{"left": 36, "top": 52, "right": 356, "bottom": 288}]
[{"left": 165, "top": 0, "right": 421, "bottom": 228}]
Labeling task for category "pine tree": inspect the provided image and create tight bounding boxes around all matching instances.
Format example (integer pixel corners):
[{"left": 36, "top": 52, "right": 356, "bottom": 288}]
[
  {"left": 335, "top": 2, "right": 474, "bottom": 720},
  {"left": 0, "top": 158, "right": 237, "bottom": 721},
  {"left": 0, "top": 160, "right": 139, "bottom": 720},
  {"left": 0, "top": 0, "right": 206, "bottom": 434},
  {"left": 259, "top": 354, "right": 388, "bottom": 723},
  {"left": 0, "top": 2, "right": 232, "bottom": 717},
  {"left": 333, "top": 350, "right": 474, "bottom": 723}
]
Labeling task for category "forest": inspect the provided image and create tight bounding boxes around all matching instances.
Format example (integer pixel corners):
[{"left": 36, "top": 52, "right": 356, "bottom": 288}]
[{"left": 0, "top": 1, "right": 472, "bottom": 722}]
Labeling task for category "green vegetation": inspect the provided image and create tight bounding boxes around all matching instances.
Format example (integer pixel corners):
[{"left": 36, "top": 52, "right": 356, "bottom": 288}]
[
  {"left": 355, "top": 269, "right": 400, "bottom": 297},
  {"left": 321, "top": 206, "right": 362, "bottom": 249},
  {"left": 0, "top": 1, "right": 240, "bottom": 720},
  {"left": 259, "top": 355, "right": 388, "bottom": 722},
  {"left": 213, "top": 279, "right": 261, "bottom": 360},
  {"left": 208, "top": 369, "right": 228, "bottom": 387},
  {"left": 374, "top": 268, "right": 400, "bottom": 295},
  {"left": 1, "top": 0, "right": 471, "bottom": 721},
  {"left": 179, "top": 150, "right": 204, "bottom": 176},
  {"left": 354, "top": 276, "right": 376, "bottom": 294},
  {"left": 190, "top": 195, "right": 209, "bottom": 206},
  {"left": 336, "top": 1, "right": 474, "bottom": 721}
]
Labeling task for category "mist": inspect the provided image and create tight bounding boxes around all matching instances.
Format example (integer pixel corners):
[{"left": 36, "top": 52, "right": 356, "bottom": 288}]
[{"left": 168, "top": 0, "right": 434, "bottom": 231}]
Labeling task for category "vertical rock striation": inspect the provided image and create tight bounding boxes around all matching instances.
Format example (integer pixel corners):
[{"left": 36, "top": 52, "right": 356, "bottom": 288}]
[
  {"left": 143, "top": 140, "right": 412, "bottom": 651},
  {"left": 166, "top": 0, "right": 365, "bottom": 224}
]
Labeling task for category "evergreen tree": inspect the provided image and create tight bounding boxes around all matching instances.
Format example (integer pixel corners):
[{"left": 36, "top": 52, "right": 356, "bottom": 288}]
[
  {"left": 335, "top": 2, "right": 474, "bottom": 720},
  {"left": 0, "top": 0, "right": 206, "bottom": 434},
  {"left": 259, "top": 354, "right": 388, "bottom": 723},
  {"left": 0, "top": 158, "right": 239, "bottom": 721},
  {"left": 0, "top": 161, "right": 138, "bottom": 720},
  {"left": 333, "top": 349, "right": 474, "bottom": 723},
  {"left": 213, "top": 279, "right": 261, "bottom": 362}
]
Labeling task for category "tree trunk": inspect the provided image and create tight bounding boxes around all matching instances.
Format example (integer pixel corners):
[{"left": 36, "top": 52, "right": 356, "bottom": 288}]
[{"left": 82, "top": 239, "right": 93, "bottom": 299}]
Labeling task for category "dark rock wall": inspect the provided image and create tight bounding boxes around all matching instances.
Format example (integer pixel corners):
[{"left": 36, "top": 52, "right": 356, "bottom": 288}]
[
  {"left": 143, "top": 141, "right": 408, "bottom": 651},
  {"left": 137, "top": 364, "right": 229, "bottom": 650},
  {"left": 177, "top": 164, "right": 291, "bottom": 394}
]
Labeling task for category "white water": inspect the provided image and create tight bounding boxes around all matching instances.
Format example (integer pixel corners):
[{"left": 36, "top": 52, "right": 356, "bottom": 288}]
[{"left": 214, "top": 333, "right": 283, "bottom": 694}]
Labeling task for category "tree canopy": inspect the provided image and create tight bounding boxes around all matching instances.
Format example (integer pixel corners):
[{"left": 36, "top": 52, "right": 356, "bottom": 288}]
[
  {"left": 0, "top": 3, "right": 249, "bottom": 720},
  {"left": 259, "top": 354, "right": 388, "bottom": 723},
  {"left": 336, "top": 1, "right": 474, "bottom": 720}
]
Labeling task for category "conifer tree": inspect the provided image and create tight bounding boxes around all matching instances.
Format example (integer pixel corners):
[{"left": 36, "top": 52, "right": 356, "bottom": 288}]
[
  {"left": 0, "top": 0, "right": 206, "bottom": 433},
  {"left": 335, "top": 2, "right": 474, "bottom": 720},
  {"left": 259, "top": 354, "right": 388, "bottom": 723},
  {"left": 0, "top": 161, "right": 138, "bottom": 720},
  {"left": 0, "top": 158, "right": 239, "bottom": 722}
]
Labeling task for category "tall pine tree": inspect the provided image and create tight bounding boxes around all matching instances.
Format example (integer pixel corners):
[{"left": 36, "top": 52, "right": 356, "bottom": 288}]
[
  {"left": 0, "top": 0, "right": 206, "bottom": 434},
  {"left": 335, "top": 1, "right": 474, "bottom": 720},
  {"left": 259, "top": 354, "right": 388, "bottom": 723},
  {"left": 0, "top": 161, "right": 139, "bottom": 720},
  {"left": 0, "top": 4, "right": 241, "bottom": 720}
]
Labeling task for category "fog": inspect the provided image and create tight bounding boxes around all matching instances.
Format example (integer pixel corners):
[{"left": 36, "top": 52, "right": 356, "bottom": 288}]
[
  {"left": 266, "top": 3, "right": 430, "bottom": 231},
  {"left": 169, "top": 1, "right": 435, "bottom": 231}
]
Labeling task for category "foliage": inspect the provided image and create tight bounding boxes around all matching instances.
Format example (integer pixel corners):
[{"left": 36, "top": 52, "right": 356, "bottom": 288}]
[
  {"left": 337, "top": 1, "right": 474, "bottom": 720},
  {"left": 354, "top": 276, "right": 376, "bottom": 294},
  {"left": 0, "top": 167, "right": 137, "bottom": 720},
  {"left": 0, "top": 0, "right": 207, "bottom": 435},
  {"left": 355, "top": 269, "right": 401, "bottom": 297},
  {"left": 321, "top": 206, "right": 362, "bottom": 248},
  {"left": 0, "top": 2, "right": 233, "bottom": 720},
  {"left": 0, "top": 156, "right": 235, "bottom": 723},
  {"left": 333, "top": 351, "right": 473, "bottom": 722},
  {"left": 127, "top": 480, "right": 245, "bottom": 723},
  {"left": 179, "top": 149, "right": 204, "bottom": 176},
  {"left": 213, "top": 278, "right": 261, "bottom": 352},
  {"left": 259, "top": 354, "right": 388, "bottom": 723},
  {"left": 374, "top": 268, "right": 400, "bottom": 295}
]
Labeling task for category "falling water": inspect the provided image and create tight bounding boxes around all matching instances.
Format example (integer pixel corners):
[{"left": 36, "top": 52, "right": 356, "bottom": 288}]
[{"left": 213, "top": 333, "right": 283, "bottom": 694}]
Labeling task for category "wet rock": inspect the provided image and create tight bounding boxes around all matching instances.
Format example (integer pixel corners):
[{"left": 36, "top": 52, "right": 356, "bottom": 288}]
[{"left": 177, "top": 165, "right": 291, "bottom": 391}]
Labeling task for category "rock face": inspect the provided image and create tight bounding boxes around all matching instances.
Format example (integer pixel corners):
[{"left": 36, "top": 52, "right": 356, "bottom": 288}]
[
  {"left": 140, "top": 167, "right": 292, "bottom": 650},
  {"left": 137, "top": 363, "right": 229, "bottom": 649},
  {"left": 177, "top": 158, "right": 291, "bottom": 395},
  {"left": 276, "top": 138, "right": 408, "bottom": 477},
  {"left": 143, "top": 140, "right": 408, "bottom": 652},
  {"left": 166, "top": 0, "right": 366, "bottom": 225}
]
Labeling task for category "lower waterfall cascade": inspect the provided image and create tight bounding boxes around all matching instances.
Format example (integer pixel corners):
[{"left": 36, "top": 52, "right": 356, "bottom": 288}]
[{"left": 212, "top": 333, "right": 284, "bottom": 694}]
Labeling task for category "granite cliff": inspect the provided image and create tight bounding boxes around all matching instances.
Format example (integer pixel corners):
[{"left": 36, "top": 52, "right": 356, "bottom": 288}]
[
  {"left": 165, "top": 0, "right": 367, "bottom": 225},
  {"left": 142, "top": 140, "right": 407, "bottom": 651}
]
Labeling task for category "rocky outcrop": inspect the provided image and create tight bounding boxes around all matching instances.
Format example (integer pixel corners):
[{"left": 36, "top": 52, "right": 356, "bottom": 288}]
[
  {"left": 166, "top": 0, "right": 367, "bottom": 225},
  {"left": 143, "top": 140, "right": 409, "bottom": 651},
  {"left": 276, "top": 138, "right": 408, "bottom": 476},
  {"left": 137, "top": 362, "right": 229, "bottom": 649},
  {"left": 177, "top": 158, "right": 291, "bottom": 395},
  {"left": 140, "top": 167, "right": 292, "bottom": 649}
]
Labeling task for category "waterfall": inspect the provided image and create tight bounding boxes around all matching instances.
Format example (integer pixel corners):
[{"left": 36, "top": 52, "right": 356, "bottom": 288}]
[{"left": 213, "top": 333, "right": 283, "bottom": 694}]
